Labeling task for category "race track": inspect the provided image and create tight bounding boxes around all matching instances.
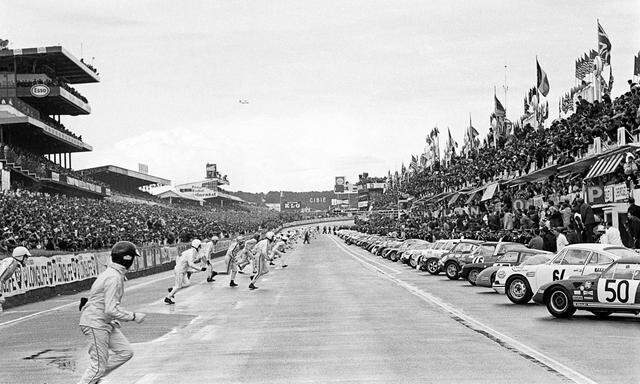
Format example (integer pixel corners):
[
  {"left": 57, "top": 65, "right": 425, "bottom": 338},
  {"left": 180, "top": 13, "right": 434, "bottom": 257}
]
[{"left": 1, "top": 230, "right": 639, "bottom": 383}]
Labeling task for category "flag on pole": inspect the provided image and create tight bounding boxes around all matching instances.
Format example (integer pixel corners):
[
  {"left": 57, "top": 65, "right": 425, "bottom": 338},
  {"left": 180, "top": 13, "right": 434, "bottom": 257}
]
[
  {"left": 634, "top": 51, "right": 640, "bottom": 77},
  {"left": 597, "top": 21, "right": 612, "bottom": 65},
  {"left": 494, "top": 94, "right": 506, "bottom": 117},
  {"left": 536, "top": 58, "right": 550, "bottom": 97}
]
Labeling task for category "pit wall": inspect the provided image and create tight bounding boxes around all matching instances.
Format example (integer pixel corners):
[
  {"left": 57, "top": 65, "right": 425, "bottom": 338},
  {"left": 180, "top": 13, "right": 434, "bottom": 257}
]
[{"left": 1, "top": 217, "right": 352, "bottom": 309}]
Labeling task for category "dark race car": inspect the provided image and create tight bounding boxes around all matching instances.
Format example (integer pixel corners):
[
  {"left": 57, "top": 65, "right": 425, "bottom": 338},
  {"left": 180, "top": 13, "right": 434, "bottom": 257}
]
[
  {"left": 533, "top": 257, "right": 640, "bottom": 318},
  {"left": 437, "top": 240, "right": 483, "bottom": 280},
  {"left": 460, "top": 247, "right": 549, "bottom": 286}
]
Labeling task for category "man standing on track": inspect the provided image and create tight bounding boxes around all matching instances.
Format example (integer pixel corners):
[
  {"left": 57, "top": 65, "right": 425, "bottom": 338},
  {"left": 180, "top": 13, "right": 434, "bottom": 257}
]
[
  {"left": 249, "top": 231, "right": 276, "bottom": 290},
  {"left": 0, "top": 246, "right": 30, "bottom": 313},
  {"left": 77, "top": 241, "right": 146, "bottom": 384},
  {"left": 165, "top": 239, "right": 207, "bottom": 304},
  {"left": 303, "top": 230, "right": 310, "bottom": 244}
]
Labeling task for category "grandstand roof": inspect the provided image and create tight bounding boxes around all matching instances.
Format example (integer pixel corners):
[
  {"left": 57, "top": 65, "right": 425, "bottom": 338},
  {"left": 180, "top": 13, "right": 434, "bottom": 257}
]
[
  {"left": 0, "top": 103, "right": 92, "bottom": 153},
  {"left": 0, "top": 46, "right": 100, "bottom": 84},
  {"left": 78, "top": 165, "right": 170, "bottom": 189},
  {"left": 156, "top": 189, "right": 204, "bottom": 203}
]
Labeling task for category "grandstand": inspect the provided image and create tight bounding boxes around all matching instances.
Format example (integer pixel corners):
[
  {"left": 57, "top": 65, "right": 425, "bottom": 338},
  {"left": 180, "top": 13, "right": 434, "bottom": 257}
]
[
  {"left": 79, "top": 164, "right": 170, "bottom": 202},
  {"left": 0, "top": 45, "right": 106, "bottom": 197},
  {"left": 149, "top": 163, "right": 247, "bottom": 208}
]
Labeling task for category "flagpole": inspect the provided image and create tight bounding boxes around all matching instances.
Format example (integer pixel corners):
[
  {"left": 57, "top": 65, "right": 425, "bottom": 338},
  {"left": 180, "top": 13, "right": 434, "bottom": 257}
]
[
  {"left": 503, "top": 65, "right": 508, "bottom": 118},
  {"left": 535, "top": 56, "right": 540, "bottom": 129}
]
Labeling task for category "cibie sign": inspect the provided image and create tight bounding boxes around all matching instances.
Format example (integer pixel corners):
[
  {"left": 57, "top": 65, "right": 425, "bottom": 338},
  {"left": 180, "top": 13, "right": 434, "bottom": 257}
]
[{"left": 30, "top": 84, "right": 50, "bottom": 98}]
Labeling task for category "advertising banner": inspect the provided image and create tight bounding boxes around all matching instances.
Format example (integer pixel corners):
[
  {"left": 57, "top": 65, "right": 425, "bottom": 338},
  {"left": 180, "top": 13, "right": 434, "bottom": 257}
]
[
  {"left": 613, "top": 183, "right": 629, "bottom": 202},
  {"left": 1, "top": 244, "right": 186, "bottom": 299}
]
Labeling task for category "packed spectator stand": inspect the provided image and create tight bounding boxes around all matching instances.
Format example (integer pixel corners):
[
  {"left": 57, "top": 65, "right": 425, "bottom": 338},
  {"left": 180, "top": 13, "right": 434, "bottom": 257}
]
[
  {"left": 360, "top": 86, "right": 640, "bottom": 251},
  {"left": 0, "top": 189, "right": 287, "bottom": 254}
]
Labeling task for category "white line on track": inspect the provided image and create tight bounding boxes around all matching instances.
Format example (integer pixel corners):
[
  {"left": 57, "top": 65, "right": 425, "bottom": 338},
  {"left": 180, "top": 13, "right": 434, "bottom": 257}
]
[
  {"left": 329, "top": 236, "right": 598, "bottom": 384},
  {"left": 0, "top": 259, "right": 226, "bottom": 328}
]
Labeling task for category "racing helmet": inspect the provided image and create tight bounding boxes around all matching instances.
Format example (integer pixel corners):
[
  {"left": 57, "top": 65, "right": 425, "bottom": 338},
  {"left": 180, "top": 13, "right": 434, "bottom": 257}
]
[
  {"left": 211, "top": 236, "right": 220, "bottom": 243},
  {"left": 236, "top": 235, "right": 245, "bottom": 244},
  {"left": 12, "top": 246, "right": 31, "bottom": 264},
  {"left": 265, "top": 231, "right": 275, "bottom": 241},
  {"left": 191, "top": 239, "right": 202, "bottom": 250},
  {"left": 111, "top": 241, "right": 139, "bottom": 269}
]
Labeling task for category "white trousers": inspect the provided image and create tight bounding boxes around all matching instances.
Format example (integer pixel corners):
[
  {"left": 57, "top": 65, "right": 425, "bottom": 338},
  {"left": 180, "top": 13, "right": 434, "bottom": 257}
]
[{"left": 77, "top": 325, "right": 133, "bottom": 384}]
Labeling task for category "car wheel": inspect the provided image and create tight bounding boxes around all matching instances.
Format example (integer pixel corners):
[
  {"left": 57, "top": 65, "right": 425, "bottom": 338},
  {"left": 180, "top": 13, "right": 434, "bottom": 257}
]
[
  {"left": 390, "top": 252, "right": 398, "bottom": 262},
  {"left": 593, "top": 311, "right": 612, "bottom": 319},
  {"left": 409, "top": 258, "right": 417, "bottom": 268},
  {"left": 426, "top": 259, "right": 440, "bottom": 275},
  {"left": 546, "top": 287, "right": 576, "bottom": 318},
  {"left": 506, "top": 276, "right": 533, "bottom": 304},
  {"left": 467, "top": 269, "right": 480, "bottom": 286},
  {"left": 445, "top": 262, "right": 459, "bottom": 280}
]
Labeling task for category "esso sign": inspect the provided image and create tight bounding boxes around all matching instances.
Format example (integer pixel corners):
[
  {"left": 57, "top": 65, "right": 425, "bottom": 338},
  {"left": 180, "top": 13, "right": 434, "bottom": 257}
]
[{"left": 30, "top": 84, "right": 50, "bottom": 98}]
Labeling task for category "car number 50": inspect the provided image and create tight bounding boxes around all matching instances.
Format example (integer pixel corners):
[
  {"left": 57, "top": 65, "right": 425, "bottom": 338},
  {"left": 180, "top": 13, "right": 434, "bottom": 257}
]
[
  {"left": 598, "top": 279, "right": 640, "bottom": 304},
  {"left": 604, "top": 279, "right": 630, "bottom": 303}
]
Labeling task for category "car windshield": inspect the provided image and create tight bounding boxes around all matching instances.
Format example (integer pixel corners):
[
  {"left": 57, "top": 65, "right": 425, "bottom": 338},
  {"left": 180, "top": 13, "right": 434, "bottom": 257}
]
[
  {"left": 604, "top": 248, "right": 639, "bottom": 259},
  {"left": 521, "top": 255, "right": 550, "bottom": 265},
  {"left": 454, "top": 243, "right": 477, "bottom": 253},
  {"left": 474, "top": 245, "right": 496, "bottom": 256}
]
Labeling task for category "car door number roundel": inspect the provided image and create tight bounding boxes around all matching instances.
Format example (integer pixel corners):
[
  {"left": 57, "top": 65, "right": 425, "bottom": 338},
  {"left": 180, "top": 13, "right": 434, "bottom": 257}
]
[{"left": 597, "top": 279, "right": 640, "bottom": 304}]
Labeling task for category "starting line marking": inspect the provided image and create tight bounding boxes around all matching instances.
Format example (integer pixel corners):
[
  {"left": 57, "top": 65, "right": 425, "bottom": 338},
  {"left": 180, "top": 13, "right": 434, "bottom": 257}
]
[
  {"left": 0, "top": 259, "right": 226, "bottom": 329},
  {"left": 329, "top": 236, "right": 598, "bottom": 384}
]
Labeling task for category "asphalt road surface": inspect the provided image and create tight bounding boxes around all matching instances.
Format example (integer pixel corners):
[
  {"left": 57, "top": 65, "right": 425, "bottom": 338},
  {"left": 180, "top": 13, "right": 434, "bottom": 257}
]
[{"left": 1, "top": 228, "right": 639, "bottom": 383}]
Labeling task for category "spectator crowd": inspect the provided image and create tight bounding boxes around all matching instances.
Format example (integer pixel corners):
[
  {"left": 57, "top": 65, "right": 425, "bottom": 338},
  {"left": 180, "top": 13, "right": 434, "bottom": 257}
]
[
  {"left": 0, "top": 189, "right": 286, "bottom": 254},
  {"left": 362, "top": 87, "right": 640, "bottom": 251}
]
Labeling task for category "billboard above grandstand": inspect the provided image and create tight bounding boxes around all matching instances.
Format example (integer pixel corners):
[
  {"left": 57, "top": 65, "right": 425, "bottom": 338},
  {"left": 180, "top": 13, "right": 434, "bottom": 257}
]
[
  {"left": 206, "top": 163, "right": 217, "bottom": 179},
  {"left": 335, "top": 176, "right": 345, "bottom": 193}
]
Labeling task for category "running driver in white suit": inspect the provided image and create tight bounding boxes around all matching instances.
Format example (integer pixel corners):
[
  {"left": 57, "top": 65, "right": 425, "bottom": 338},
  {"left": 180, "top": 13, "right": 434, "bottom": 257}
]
[
  {"left": 0, "top": 246, "right": 30, "bottom": 313},
  {"left": 249, "top": 231, "right": 276, "bottom": 290},
  {"left": 270, "top": 236, "right": 288, "bottom": 269},
  {"left": 223, "top": 236, "right": 245, "bottom": 287},
  {"left": 77, "top": 241, "right": 146, "bottom": 384},
  {"left": 164, "top": 239, "right": 207, "bottom": 304}
]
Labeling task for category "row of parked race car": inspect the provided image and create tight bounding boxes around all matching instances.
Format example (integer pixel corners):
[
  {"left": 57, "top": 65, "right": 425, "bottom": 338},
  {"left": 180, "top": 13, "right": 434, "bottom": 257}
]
[{"left": 338, "top": 230, "right": 640, "bottom": 319}]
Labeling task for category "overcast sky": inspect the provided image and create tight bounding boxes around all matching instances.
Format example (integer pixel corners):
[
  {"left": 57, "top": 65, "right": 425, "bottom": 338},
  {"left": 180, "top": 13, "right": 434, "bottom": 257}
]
[{"left": 3, "top": 1, "right": 639, "bottom": 192}]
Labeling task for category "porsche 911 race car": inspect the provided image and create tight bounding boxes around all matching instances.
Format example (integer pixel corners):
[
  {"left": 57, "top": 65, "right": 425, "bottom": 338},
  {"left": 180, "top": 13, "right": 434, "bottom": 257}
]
[
  {"left": 533, "top": 257, "right": 640, "bottom": 318},
  {"left": 460, "top": 247, "right": 549, "bottom": 285},
  {"left": 493, "top": 244, "right": 637, "bottom": 304},
  {"left": 417, "top": 239, "right": 460, "bottom": 274},
  {"left": 474, "top": 250, "right": 551, "bottom": 288},
  {"left": 447, "top": 241, "right": 527, "bottom": 281}
]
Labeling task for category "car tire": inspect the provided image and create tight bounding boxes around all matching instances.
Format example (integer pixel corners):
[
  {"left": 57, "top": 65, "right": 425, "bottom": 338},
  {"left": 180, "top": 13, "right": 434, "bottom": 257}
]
[
  {"left": 390, "top": 252, "right": 398, "bottom": 262},
  {"left": 445, "top": 262, "right": 459, "bottom": 280},
  {"left": 546, "top": 287, "right": 576, "bottom": 318},
  {"left": 409, "top": 258, "right": 417, "bottom": 268},
  {"left": 506, "top": 276, "right": 533, "bottom": 304},
  {"left": 467, "top": 269, "right": 480, "bottom": 286},
  {"left": 593, "top": 311, "right": 612, "bottom": 319},
  {"left": 426, "top": 259, "right": 440, "bottom": 275}
]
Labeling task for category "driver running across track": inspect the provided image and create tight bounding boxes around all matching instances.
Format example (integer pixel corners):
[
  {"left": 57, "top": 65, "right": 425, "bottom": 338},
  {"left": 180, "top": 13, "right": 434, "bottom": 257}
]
[{"left": 164, "top": 239, "right": 208, "bottom": 304}]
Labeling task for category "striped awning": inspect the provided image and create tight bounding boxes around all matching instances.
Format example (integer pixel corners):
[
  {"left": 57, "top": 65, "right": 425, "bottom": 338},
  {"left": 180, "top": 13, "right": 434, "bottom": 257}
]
[{"left": 584, "top": 153, "right": 624, "bottom": 180}]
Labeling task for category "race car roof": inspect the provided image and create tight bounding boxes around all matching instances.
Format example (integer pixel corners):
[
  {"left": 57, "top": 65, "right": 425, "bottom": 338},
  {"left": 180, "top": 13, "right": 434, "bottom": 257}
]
[{"left": 612, "top": 256, "right": 640, "bottom": 264}]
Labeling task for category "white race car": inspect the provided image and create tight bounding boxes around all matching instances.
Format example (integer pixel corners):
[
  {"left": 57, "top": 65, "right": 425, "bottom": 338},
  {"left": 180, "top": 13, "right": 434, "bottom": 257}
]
[{"left": 493, "top": 243, "right": 637, "bottom": 304}]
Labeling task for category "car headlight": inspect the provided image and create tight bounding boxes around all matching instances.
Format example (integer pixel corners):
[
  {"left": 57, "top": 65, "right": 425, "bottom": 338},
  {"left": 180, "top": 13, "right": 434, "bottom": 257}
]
[{"left": 497, "top": 271, "right": 506, "bottom": 279}]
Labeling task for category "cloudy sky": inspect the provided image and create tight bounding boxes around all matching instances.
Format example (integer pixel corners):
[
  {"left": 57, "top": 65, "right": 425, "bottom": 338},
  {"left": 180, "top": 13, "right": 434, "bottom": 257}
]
[{"left": 3, "top": 1, "right": 639, "bottom": 192}]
